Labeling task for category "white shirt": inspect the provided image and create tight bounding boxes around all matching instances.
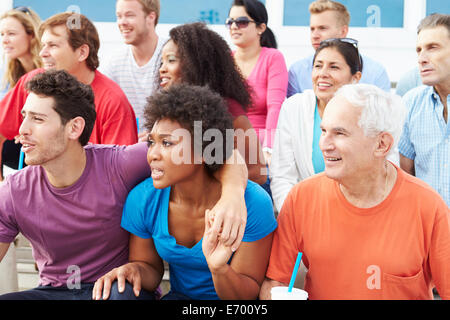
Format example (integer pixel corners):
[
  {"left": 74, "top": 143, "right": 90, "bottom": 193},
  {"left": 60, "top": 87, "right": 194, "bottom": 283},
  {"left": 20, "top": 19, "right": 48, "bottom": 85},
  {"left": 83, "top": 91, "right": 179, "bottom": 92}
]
[{"left": 270, "top": 89, "right": 399, "bottom": 212}]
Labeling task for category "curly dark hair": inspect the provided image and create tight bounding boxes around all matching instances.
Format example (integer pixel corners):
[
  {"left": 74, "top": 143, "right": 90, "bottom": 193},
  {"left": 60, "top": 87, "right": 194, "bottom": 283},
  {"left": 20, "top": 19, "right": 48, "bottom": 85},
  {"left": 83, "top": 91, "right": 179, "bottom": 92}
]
[
  {"left": 167, "top": 22, "right": 251, "bottom": 110},
  {"left": 144, "top": 83, "right": 234, "bottom": 174},
  {"left": 26, "top": 70, "right": 96, "bottom": 146}
]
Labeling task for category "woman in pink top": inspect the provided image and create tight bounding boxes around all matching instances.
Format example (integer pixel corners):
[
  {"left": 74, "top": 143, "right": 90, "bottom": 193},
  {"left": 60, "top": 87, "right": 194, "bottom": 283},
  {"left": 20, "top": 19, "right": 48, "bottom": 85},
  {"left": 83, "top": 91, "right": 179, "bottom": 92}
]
[{"left": 227, "top": 0, "right": 288, "bottom": 165}]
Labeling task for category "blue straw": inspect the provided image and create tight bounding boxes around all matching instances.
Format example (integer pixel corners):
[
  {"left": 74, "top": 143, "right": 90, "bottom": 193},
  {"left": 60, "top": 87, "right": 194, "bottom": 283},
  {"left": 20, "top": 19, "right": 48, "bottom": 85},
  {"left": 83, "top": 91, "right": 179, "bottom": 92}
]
[
  {"left": 18, "top": 148, "right": 24, "bottom": 170},
  {"left": 288, "top": 252, "right": 303, "bottom": 292},
  {"left": 136, "top": 118, "right": 140, "bottom": 134}
]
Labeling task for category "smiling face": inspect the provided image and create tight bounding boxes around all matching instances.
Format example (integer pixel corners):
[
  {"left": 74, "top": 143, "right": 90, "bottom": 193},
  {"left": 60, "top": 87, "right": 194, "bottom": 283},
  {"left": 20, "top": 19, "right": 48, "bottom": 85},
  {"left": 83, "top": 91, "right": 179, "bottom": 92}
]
[
  {"left": 18, "top": 93, "right": 69, "bottom": 166},
  {"left": 159, "top": 40, "right": 181, "bottom": 89},
  {"left": 116, "top": 0, "right": 153, "bottom": 46},
  {"left": 319, "top": 95, "right": 379, "bottom": 184},
  {"left": 416, "top": 26, "right": 450, "bottom": 89},
  {"left": 228, "top": 5, "right": 264, "bottom": 48},
  {"left": 312, "top": 47, "right": 359, "bottom": 105},
  {"left": 0, "top": 16, "right": 32, "bottom": 61},
  {"left": 39, "top": 25, "right": 81, "bottom": 72},
  {"left": 147, "top": 118, "right": 200, "bottom": 189}
]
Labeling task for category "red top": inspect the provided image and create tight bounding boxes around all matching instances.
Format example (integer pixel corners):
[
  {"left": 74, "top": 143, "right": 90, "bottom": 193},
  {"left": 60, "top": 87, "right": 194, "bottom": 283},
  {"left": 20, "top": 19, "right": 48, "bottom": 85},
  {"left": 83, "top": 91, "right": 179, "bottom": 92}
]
[{"left": 0, "top": 69, "right": 138, "bottom": 145}]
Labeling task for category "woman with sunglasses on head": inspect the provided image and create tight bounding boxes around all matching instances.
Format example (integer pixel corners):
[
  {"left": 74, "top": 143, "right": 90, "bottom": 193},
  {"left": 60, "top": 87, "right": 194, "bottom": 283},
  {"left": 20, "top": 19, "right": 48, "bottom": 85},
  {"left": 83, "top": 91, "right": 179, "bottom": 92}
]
[
  {"left": 0, "top": 7, "right": 41, "bottom": 179},
  {"left": 227, "top": 0, "right": 288, "bottom": 170},
  {"left": 270, "top": 39, "right": 362, "bottom": 213},
  {"left": 157, "top": 22, "right": 267, "bottom": 185}
]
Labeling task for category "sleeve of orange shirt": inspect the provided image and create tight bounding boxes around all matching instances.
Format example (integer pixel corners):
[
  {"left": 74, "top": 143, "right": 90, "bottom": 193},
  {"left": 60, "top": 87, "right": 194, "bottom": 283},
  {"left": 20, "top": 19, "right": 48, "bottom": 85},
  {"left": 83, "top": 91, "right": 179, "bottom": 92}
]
[
  {"left": 0, "top": 72, "right": 32, "bottom": 140},
  {"left": 428, "top": 200, "right": 450, "bottom": 300},
  {"left": 266, "top": 185, "right": 305, "bottom": 284}
]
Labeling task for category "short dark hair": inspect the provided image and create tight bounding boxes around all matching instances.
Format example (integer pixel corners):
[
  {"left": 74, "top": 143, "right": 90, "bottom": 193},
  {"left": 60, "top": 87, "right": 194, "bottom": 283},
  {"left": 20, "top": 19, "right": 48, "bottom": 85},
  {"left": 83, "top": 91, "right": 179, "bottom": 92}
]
[
  {"left": 417, "top": 13, "right": 450, "bottom": 37},
  {"left": 144, "top": 84, "right": 234, "bottom": 174},
  {"left": 26, "top": 70, "right": 96, "bottom": 146},
  {"left": 313, "top": 39, "right": 363, "bottom": 75},
  {"left": 231, "top": 0, "right": 277, "bottom": 48}
]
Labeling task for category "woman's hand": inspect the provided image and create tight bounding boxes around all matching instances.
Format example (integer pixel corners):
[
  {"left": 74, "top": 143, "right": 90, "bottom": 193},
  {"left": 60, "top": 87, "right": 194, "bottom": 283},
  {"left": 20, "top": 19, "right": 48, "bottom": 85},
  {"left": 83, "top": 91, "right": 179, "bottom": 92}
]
[
  {"left": 92, "top": 263, "right": 142, "bottom": 300},
  {"left": 202, "top": 209, "right": 233, "bottom": 274}
]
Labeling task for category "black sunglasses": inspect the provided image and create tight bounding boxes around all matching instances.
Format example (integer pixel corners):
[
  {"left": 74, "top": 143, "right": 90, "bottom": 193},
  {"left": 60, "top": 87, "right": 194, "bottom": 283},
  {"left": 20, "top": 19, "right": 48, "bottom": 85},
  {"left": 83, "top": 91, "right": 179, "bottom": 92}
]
[
  {"left": 320, "top": 38, "right": 362, "bottom": 72},
  {"left": 225, "top": 17, "right": 256, "bottom": 29},
  {"left": 14, "top": 6, "right": 31, "bottom": 15}
]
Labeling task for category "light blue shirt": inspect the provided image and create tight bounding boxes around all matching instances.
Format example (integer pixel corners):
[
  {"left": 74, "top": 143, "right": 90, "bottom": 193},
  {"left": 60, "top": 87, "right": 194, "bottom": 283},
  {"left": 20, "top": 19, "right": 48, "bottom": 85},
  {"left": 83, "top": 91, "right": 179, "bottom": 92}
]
[
  {"left": 287, "top": 54, "right": 391, "bottom": 97},
  {"left": 398, "top": 85, "right": 450, "bottom": 206},
  {"left": 121, "top": 178, "right": 277, "bottom": 300}
]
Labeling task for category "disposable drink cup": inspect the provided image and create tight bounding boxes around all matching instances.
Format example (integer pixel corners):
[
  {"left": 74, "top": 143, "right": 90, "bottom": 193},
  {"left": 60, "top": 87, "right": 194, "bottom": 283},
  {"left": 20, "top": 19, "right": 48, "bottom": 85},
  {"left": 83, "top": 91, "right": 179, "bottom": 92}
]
[{"left": 271, "top": 286, "right": 308, "bottom": 300}]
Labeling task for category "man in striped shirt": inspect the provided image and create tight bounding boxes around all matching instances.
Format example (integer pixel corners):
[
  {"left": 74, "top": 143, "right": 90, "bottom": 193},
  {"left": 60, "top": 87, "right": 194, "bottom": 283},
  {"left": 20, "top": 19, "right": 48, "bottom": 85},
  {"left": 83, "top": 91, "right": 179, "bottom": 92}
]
[
  {"left": 100, "top": 0, "right": 165, "bottom": 139},
  {"left": 399, "top": 13, "right": 450, "bottom": 206}
]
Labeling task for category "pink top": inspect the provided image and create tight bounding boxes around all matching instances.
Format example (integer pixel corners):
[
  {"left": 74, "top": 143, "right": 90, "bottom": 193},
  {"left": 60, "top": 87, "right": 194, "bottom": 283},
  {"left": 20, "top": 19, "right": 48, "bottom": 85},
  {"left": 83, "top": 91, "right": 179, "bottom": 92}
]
[{"left": 235, "top": 47, "right": 288, "bottom": 149}]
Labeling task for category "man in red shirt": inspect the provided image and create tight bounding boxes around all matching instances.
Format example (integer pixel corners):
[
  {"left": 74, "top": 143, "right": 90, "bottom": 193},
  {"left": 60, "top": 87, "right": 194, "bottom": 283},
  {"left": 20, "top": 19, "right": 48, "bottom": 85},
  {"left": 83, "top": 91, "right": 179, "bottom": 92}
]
[{"left": 0, "top": 12, "right": 138, "bottom": 180}]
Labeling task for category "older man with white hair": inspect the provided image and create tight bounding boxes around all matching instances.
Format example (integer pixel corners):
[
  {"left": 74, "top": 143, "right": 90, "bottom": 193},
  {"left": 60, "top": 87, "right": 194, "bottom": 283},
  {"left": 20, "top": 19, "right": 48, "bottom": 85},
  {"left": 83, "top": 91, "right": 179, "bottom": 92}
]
[{"left": 260, "top": 84, "right": 450, "bottom": 300}]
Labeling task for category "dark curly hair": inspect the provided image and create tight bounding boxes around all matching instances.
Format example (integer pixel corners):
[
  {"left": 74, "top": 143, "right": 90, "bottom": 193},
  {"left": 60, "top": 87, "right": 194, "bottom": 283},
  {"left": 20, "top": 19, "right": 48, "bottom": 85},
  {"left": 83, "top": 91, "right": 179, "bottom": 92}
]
[
  {"left": 167, "top": 22, "right": 251, "bottom": 110},
  {"left": 144, "top": 83, "right": 234, "bottom": 174},
  {"left": 26, "top": 70, "right": 96, "bottom": 146}
]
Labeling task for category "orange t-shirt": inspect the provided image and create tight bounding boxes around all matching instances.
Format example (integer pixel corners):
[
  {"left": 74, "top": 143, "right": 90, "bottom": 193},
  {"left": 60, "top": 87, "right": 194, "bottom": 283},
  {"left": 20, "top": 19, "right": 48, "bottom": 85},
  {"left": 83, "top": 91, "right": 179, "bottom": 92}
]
[{"left": 266, "top": 167, "right": 450, "bottom": 300}]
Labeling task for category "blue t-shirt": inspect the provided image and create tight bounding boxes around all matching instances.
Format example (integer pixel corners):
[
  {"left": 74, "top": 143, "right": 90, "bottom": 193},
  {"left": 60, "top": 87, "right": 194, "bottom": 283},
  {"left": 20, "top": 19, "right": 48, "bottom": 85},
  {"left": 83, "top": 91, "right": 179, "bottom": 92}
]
[
  {"left": 312, "top": 103, "right": 325, "bottom": 174},
  {"left": 121, "top": 179, "right": 277, "bottom": 300}
]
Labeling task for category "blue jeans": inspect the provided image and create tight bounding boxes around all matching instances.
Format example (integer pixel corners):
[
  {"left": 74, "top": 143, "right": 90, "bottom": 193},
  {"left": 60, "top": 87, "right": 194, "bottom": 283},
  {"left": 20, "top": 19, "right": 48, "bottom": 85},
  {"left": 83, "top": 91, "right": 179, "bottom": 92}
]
[
  {"left": 0, "top": 282, "right": 157, "bottom": 300},
  {"left": 161, "top": 291, "right": 192, "bottom": 300},
  {"left": 260, "top": 169, "right": 273, "bottom": 200}
]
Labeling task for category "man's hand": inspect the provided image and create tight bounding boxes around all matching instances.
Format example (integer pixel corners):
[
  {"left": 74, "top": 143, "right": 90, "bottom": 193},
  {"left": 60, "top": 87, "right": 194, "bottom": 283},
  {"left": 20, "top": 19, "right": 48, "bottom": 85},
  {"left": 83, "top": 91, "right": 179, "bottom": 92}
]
[
  {"left": 92, "top": 263, "right": 142, "bottom": 300},
  {"left": 203, "top": 209, "right": 234, "bottom": 274}
]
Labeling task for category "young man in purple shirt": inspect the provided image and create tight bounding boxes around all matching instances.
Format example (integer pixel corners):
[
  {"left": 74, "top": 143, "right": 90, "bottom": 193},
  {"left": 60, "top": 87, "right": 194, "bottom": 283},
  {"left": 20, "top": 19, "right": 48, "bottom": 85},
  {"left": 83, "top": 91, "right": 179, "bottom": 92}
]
[{"left": 0, "top": 70, "right": 248, "bottom": 300}]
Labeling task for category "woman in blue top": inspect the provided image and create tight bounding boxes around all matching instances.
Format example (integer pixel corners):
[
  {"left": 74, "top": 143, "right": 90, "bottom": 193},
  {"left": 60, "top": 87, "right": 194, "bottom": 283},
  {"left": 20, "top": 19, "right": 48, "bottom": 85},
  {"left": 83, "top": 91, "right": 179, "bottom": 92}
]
[{"left": 93, "top": 84, "right": 277, "bottom": 300}]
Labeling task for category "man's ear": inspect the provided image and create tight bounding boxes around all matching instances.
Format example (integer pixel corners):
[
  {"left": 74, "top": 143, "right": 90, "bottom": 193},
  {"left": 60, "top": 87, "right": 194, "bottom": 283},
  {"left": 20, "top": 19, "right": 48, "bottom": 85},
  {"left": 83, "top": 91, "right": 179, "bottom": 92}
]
[
  {"left": 340, "top": 24, "right": 349, "bottom": 38},
  {"left": 66, "top": 116, "right": 86, "bottom": 142},
  {"left": 374, "top": 131, "right": 394, "bottom": 158},
  {"left": 146, "top": 11, "right": 157, "bottom": 27},
  {"left": 77, "top": 44, "right": 90, "bottom": 63}
]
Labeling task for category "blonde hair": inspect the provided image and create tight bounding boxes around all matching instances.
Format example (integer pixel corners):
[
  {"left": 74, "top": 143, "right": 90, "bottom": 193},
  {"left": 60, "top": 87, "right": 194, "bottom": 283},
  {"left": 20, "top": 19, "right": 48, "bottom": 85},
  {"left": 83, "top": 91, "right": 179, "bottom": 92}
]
[
  {"left": 117, "top": 0, "right": 160, "bottom": 26},
  {"left": 1, "top": 7, "right": 42, "bottom": 89},
  {"left": 309, "top": 0, "right": 350, "bottom": 27}
]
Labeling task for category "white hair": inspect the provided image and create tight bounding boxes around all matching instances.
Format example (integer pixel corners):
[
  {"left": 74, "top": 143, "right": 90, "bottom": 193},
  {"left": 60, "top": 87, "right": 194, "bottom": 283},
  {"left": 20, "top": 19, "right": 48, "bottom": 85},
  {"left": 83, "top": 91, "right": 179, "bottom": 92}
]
[{"left": 334, "top": 84, "right": 407, "bottom": 155}]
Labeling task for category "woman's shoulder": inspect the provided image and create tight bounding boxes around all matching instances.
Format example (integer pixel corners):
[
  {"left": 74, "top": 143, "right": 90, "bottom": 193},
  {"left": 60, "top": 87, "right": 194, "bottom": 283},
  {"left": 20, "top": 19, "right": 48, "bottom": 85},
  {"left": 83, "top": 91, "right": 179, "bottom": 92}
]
[
  {"left": 282, "top": 90, "right": 316, "bottom": 111},
  {"left": 244, "top": 180, "right": 273, "bottom": 208},
  {"left": 261, "top": 47, "right": 284, "bottom": 57}
]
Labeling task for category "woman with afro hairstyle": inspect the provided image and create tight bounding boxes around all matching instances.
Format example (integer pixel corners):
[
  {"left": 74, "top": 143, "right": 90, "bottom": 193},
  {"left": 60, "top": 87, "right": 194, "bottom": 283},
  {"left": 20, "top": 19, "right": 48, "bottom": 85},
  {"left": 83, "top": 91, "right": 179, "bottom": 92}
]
[
  {"left": 157, "top": 22, "right": 267, "bottom": 185},
  {"left": 93, "top": 84, "right": 276, "bottom": 300}
]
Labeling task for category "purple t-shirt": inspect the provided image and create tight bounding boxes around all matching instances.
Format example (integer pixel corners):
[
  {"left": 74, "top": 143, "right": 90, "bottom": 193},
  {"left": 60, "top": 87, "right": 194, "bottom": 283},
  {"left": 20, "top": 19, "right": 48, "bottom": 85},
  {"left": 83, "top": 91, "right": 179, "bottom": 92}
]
[{"left": 0, "top": 143, "right": 150, "bottom": 287}]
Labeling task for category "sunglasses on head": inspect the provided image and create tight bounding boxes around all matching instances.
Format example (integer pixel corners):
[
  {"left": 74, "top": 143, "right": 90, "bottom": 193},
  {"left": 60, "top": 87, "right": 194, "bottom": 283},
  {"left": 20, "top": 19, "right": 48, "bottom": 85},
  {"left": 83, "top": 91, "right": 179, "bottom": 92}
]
[
  {"left": 225, "top": 16, "right": 256, "bottom": 29},
  {"left": 320, "top": 37, "right": 362, "bottom": 72},
  {"left": 14, "top": 6, "right": 31, "bottom": 15}
]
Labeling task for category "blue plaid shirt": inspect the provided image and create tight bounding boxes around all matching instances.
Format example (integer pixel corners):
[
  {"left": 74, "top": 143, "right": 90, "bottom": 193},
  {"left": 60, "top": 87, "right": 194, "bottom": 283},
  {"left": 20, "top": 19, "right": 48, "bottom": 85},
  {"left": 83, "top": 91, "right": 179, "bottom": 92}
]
[{"left": 398, "top": 85, "right": 450, "bottom": 206}]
